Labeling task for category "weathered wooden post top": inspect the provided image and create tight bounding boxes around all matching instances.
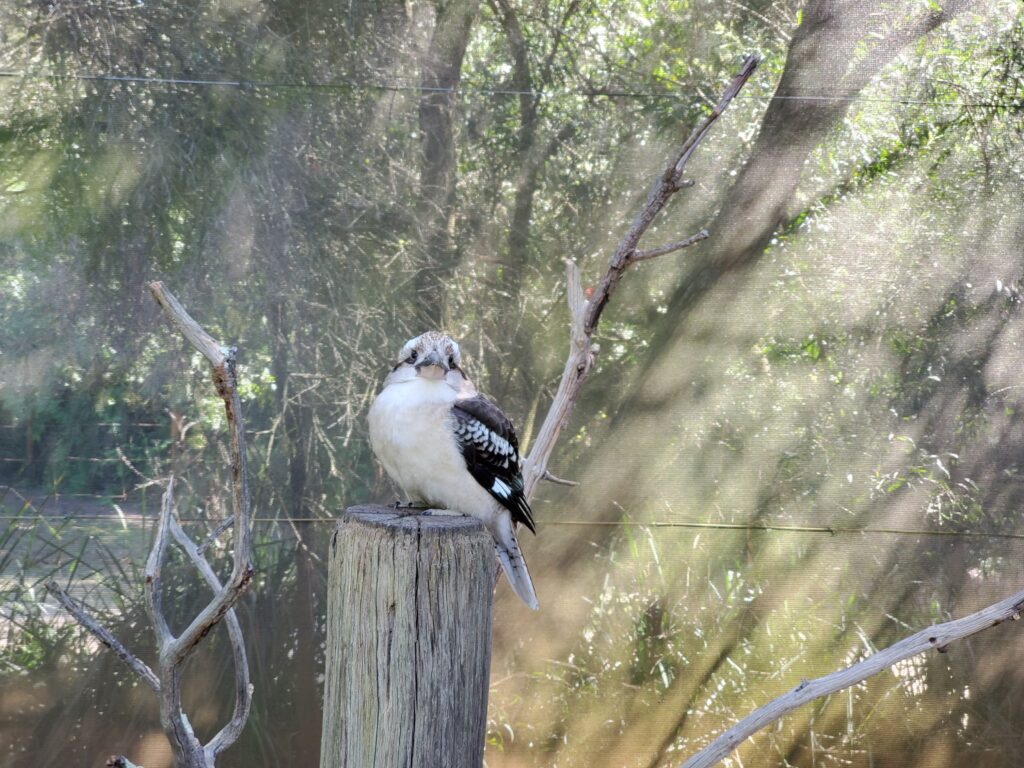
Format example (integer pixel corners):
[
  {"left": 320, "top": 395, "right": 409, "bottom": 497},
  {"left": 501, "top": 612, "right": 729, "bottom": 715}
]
[{"left": 320, "top": 506, "right": 497, "bottom": 768}]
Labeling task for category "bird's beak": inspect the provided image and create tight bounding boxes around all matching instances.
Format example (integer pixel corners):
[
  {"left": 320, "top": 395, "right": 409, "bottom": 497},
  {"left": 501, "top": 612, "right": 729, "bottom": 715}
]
[{"left": 415, "top": 350, "right": 448, "bottom": 373}]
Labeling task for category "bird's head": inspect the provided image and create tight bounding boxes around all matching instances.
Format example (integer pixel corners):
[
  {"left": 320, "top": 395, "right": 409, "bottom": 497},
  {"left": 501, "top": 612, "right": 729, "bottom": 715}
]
[{"left": 385, "top": 331, "right": 473, "bottom": 391}]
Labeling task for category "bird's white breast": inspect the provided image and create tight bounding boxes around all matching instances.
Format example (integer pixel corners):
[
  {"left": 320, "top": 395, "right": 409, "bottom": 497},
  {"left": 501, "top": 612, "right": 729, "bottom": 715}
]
[{"left": 368, "top": 378, "right": 499, "bottom": 522}]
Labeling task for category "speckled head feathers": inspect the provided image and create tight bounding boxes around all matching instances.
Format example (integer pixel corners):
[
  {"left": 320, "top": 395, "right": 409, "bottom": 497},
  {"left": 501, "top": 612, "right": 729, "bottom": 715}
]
[{"left": 397, "top": 331, "right": 462, "bottom": 367}]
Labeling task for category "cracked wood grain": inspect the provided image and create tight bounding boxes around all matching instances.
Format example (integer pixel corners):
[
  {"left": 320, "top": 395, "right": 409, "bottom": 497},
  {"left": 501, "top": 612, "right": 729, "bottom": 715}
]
[{"left": 320, "top": 507, "right": 496, "bottom": 768}]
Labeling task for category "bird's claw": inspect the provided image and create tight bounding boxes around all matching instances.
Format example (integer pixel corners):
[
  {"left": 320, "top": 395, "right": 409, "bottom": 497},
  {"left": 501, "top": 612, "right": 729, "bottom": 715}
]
[{"left": 391, "top": 499, "right": 429, "bottom": 515}]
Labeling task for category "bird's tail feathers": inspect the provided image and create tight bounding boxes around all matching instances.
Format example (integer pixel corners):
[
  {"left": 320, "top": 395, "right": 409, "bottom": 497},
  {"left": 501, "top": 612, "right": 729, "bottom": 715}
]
[{"left": 494, "top": 516, "right": 539, "bottom": 610}]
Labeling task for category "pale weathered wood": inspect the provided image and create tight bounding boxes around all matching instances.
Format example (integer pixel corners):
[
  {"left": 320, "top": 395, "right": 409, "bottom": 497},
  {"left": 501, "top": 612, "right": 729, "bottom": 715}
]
[
  {"left": 320, "top": 506, "right": 497, "bottom": 768},
  {"left": 521, "top": 55, "right": 760, "bottom": 499},
  {"left": 50, "top": 284, "right": 255, "bottom": 767},
  {"left": 678, "top": 588, "right": 1024, "bottom": 768}
]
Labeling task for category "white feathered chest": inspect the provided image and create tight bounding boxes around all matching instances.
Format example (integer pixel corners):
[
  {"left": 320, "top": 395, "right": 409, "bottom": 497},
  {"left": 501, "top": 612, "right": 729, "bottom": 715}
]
[{"left": 368, "top": 377, "right": 497, "bottom": 518}]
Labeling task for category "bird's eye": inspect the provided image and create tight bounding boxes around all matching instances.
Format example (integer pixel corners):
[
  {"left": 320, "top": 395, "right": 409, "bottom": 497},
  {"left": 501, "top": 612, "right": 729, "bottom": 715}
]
[
  {"left": 406, "top": 350, "right": 418, "bottom": 364},
  {"left": 448, "top": 355, "right": 456, "bottom": 368}
]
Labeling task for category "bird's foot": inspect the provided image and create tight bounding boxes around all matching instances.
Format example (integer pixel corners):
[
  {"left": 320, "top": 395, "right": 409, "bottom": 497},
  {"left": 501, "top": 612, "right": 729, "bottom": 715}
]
[
  {"left": 391, "top": 500, "right": 429, "bottom": 515},
  {"left": 420, "top": 508, "right": 467, "bottom": 518}
]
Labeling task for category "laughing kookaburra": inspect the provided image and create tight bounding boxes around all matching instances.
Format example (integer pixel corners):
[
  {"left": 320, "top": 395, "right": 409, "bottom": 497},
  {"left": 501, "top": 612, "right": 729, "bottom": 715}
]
[{"left": 368, "top": 331, "right": 539, "bottom": 610}]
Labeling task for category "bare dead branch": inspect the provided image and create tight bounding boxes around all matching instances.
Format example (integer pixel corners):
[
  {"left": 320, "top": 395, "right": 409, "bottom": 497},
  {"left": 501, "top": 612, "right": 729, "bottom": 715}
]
[
  {"left": 56, "top": 284, "right": 255, "bottom": 766},
  {"left": 147, "top": 281, "right": 254, "bottom": 667},
  {"left": 149, "top": 282, "right": 254, "bottom": 765},
  {"left": 46, "top": 582, "right": 161, "bottom": 693},
  {"left": 542, "top": 469, "right": 579, "bottom": 487},
  {"left": 144, "top": 478, "right": 175, "bottom": 647},
  {"left": 633, "top": 230, "right": 710, "bottom": 261},
  {"left": 166, "top": 525, "right": 253, "bottom": 665},
  {"left": 522, "top": 55, "right": 760, "bottom": 499},
  {"left": 168, "top": 510, "right": 253, "bottom": 758},
  {"left": 678, "top": 587, "right": 1024, "bottom": 768},
  {"left": 148, "top": 281, "right": 227, "bottom": 369},
  {"left": 583, "top": 54, "right": 759, "bottom": 336},
  {"left": 144, "top": 466, "right": 204, "bottom": 763},
  {"left": 523, "top": 259, "right": 590, "bottom": 499}
]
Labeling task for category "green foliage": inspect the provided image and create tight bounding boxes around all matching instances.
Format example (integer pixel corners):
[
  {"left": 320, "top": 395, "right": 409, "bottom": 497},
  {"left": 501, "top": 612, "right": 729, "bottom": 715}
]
[{"left": 3, "top": 1, "right": 1024, "bottom": 766}]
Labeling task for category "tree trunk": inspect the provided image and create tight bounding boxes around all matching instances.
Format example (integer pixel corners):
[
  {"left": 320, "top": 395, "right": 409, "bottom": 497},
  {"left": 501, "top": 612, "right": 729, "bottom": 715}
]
[
  {"left": 649, "top": 0, "right": 971, "bottom": 353},
  {"left": 415, "top": 0, "right": 481, "bottom": 327},
  {"left": 320, "top": 507, "right": 496, "bottom": 768}
]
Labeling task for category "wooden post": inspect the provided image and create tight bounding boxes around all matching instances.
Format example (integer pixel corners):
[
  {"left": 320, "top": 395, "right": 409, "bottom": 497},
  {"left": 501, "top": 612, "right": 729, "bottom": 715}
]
[{"left": 320, "top": 506, "right": 497, "bottom": 768}]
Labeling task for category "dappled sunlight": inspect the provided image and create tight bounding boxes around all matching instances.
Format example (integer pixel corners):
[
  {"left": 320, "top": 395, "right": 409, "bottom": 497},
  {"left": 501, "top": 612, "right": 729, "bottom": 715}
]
[
  {"left": 485, "top": 6, "right": 1024, "bottom": 764},
  {"left": 136, "top": 733, "right": 174, "bottom": 768},
  {"left": 2, "top": 0, "right": 1024, "bottom": 766}
]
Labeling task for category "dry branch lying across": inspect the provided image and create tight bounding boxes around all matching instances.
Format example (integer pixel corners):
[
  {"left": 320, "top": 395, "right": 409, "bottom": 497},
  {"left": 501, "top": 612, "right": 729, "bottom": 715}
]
[
  {"left": 522, "top": 54, "right": 760, "bottom": 499},
  {"left": 678, "top": 588, "right": 1024, "bottom": 768},
  {"left": 47, "top": 282, "right": 255, "bottom": 768}
]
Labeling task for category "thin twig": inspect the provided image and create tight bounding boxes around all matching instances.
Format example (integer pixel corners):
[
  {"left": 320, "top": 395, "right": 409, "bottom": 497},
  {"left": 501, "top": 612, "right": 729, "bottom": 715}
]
[
  {"left": 197, "top": 516, "right": 235, "bottom": 555},
  {"left": 542, "top": 470, "right": 579, "bottom": 487},
  {"left": 115, "top": 446, "right": 161, "bottom": 488},
  {"left": 678, "top": 588, "right": 1024, "bottom": 768},
  {"left": 633, "top": 229, "right": 710, "bottom": 261},
  {"left": 46, "top": 582, "right": 161, "bottom": 693}
]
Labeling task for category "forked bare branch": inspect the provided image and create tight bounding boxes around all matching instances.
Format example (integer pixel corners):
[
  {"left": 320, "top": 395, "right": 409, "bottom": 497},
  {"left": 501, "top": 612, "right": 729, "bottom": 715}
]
[
  {"left": 168, "top": 510, "right": 253, "bottom": 757},
  {"left": 503, "top": 49, "right": 1023, "bottom": 768},
  {"left": 51, "top": 284, "right": 255, "bottom": 767},
  {"left": 522, "top": 54, "right": 760, "bottom": 498},
  {"left": 582, "top": 54, "right": 760, "bottom": 337},
  {"left": 148, "top": 281, "right": 254, "bottom": 668}
]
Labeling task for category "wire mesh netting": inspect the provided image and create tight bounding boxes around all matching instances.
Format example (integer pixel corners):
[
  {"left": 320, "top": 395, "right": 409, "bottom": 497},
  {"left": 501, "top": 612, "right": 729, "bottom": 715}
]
[{"left": 2, "top": 0, "right": 1024, "bottom": 766}]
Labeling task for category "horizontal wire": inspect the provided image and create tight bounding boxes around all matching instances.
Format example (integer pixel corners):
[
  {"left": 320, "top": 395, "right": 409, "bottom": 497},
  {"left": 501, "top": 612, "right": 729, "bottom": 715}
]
[
  {"left": 0, "top": 423, "right": 162, "bottom": 428},
  {"left": 544, "top": 520, "right": 1024, "bottom": 539},
  {"left": 1, "top": 513, "right": 1022, "bottom": 539},
  {"left": 0, "top": 69, "right": 1019, "bottom": 109}
]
